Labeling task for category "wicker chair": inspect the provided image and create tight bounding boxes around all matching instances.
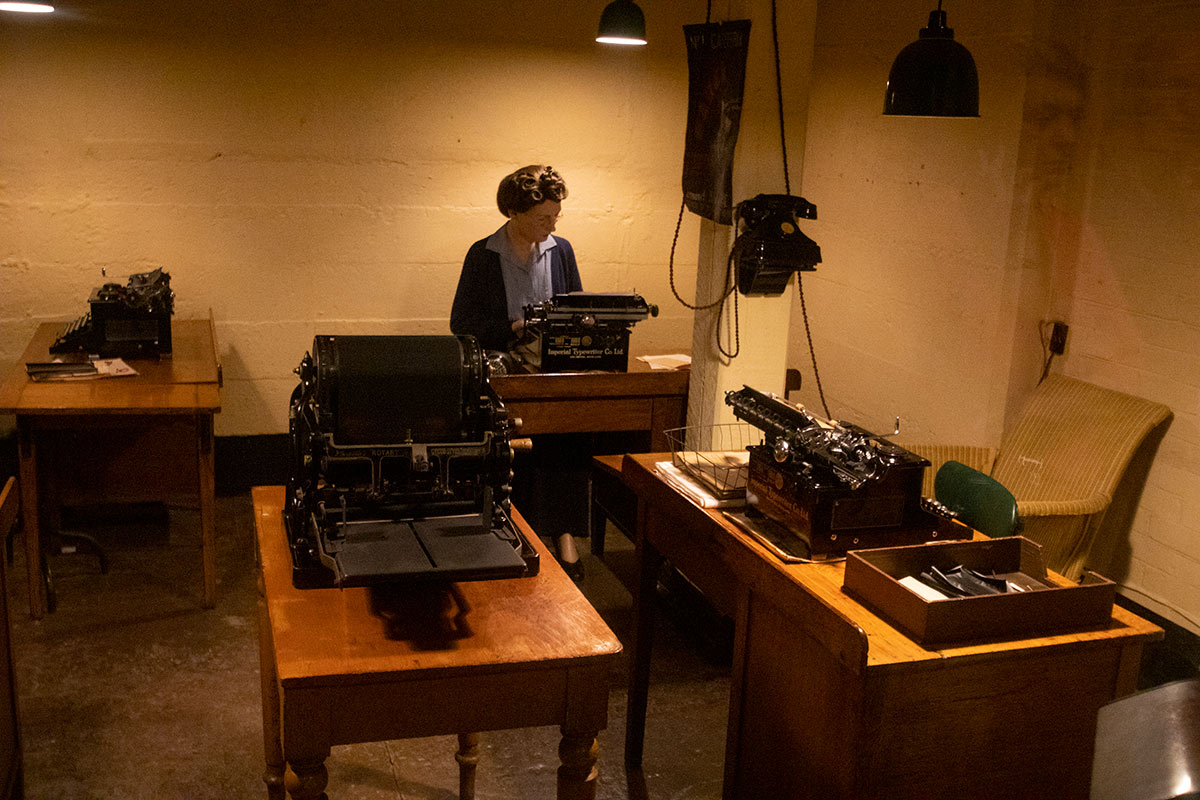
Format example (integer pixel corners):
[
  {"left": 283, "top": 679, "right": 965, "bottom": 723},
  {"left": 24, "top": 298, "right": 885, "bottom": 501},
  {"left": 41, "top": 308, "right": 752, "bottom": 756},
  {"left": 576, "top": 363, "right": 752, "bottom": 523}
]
[{"left": 902, "top": 375, "right": 1172, "bottom": 581}]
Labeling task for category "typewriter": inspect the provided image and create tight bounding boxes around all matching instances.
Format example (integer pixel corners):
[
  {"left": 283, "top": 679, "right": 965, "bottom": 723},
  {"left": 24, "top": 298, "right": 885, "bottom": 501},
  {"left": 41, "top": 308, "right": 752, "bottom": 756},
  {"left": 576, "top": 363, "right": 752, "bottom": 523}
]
[
  {"left": 285, "top": 334, "right": 539, "bottom": 589},
  {"left": 50, "top": 268, "right": 175, "bottom": 359},
  {"left": 725, "top": 386, "right": 968, "bottom": 558},
  {"left": 515, "top": 291, "right": 658, "bottom": 372}
]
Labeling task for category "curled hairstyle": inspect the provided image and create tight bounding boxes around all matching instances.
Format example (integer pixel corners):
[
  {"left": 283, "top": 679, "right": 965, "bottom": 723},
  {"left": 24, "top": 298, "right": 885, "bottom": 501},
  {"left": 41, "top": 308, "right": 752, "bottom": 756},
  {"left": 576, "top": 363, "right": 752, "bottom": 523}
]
[{"left": 496, "top": 165, "right": 568, "bottom": 217}]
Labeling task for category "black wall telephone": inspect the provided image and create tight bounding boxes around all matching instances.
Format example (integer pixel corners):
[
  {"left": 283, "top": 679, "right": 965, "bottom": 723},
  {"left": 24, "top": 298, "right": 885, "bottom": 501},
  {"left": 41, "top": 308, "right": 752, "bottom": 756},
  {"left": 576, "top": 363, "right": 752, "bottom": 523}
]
[{"left": 732, "top": 193, "right": 822, "bottom": 295}]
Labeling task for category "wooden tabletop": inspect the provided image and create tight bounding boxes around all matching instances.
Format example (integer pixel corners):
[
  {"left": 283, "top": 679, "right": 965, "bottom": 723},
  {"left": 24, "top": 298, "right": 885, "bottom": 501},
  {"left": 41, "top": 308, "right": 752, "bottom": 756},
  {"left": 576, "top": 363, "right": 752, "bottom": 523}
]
[
  {"left": 622, "top": 453, "right": 1162, "bottom": 669},
  {"left": 253, "top": 486, "right": 623, "bottom": 688},
  {"left": 0, "top": 319, "right": 221, "bottom": 415}
]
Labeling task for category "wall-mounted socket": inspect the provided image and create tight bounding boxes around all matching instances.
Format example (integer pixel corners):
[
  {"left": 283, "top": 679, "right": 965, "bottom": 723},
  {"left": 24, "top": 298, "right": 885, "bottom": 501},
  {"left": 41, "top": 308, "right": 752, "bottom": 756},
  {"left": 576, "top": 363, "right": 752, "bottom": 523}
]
[{"left": 1049, "top": 321, "right": 1069, "bottom": 355}]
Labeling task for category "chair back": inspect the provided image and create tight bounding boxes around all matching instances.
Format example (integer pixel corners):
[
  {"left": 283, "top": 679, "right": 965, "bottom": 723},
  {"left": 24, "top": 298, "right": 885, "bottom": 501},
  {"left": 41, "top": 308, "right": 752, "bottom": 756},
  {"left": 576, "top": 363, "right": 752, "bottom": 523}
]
[
  {"left": 992, "top": 375, "right": 1171, "bottom": 504},
  {"left": 934, "top": 460, "right": 1019, "bottom": 538}
]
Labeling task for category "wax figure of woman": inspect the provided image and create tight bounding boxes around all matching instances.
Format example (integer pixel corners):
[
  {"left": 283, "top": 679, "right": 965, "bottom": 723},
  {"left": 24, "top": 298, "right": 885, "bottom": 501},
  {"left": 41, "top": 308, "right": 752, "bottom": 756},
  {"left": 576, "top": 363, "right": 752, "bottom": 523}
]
[
  {"left": 450, "top": 164, "right": 587, "bottom": 581},
  {"left": 450, "top": 164, "right": 582, "bottom": 353}
]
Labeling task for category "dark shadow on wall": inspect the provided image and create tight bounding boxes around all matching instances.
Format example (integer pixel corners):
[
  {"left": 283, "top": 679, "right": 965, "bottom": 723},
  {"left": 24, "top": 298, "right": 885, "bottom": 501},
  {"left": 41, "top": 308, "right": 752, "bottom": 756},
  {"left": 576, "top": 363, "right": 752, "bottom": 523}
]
[{"left": 1088, "top": 417, "right": 1172, "bottom": 584}]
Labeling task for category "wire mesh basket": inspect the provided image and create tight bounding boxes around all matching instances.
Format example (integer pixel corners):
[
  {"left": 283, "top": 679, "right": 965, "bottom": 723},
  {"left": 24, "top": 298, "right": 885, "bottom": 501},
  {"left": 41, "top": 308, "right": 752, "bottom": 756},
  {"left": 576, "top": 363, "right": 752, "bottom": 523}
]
[{"left": 664, "top": 423, "right": 760, "bottom": 500}]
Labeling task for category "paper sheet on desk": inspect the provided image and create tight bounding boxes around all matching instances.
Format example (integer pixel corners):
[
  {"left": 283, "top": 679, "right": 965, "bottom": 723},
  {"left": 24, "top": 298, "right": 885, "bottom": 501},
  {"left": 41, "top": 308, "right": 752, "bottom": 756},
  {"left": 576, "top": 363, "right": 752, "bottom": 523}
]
[
  {"left": 27, "top": 358, "right": 138, "bottom": 382},
  {"left": 655, "top": 461, "right": 745, "bottom": 508},
  {"left": 637, "top": 354, "right": 691, "bottom": 370}
]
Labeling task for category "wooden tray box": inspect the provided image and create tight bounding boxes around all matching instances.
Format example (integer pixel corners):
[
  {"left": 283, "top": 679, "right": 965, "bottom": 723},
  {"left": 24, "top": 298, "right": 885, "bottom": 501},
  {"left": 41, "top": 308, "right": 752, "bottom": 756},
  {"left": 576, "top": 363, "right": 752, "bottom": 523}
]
[{"left": 842, "top": 536, "right": 1116, "bottom": 647}]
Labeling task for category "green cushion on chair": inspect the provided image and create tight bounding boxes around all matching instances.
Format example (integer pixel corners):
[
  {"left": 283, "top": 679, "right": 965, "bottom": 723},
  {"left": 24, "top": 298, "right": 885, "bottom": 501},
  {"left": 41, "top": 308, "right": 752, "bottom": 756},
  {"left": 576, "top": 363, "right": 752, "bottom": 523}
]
[{"left": 934, "top": 460, "right": 1020, "bottom": 539}]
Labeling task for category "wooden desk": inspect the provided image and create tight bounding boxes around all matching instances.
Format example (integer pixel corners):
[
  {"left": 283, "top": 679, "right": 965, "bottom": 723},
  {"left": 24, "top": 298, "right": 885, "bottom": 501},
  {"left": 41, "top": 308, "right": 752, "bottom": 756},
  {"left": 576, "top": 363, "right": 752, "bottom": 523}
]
[
  {"left": 620, "top": 453, "right": 1163, "bottom": 800},
  {"left": 491, "top": 362, "right": 687, "bottom": 450},
  {"left": 253, "top": 486, "right": 623, "bottom": 800},
  {"left": 0, "top": 318, "right": 222, "bottom": 619}
]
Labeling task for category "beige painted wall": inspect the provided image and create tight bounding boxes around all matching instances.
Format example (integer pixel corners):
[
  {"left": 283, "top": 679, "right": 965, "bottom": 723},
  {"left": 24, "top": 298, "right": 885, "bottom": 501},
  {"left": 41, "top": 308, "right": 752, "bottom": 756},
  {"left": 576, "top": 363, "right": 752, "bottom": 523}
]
[
  {"left": 795, "top": 0, "right": 1035, "bottom": 443},
  {"left": 1057, "top": 1, "right": 1199, "bottom": 633},
  {"left": 2, "top": 1, "right": 1196, "bottom": 633},
  {"left": 0, "top": 1, "right": 699, "bottom": 436},
  {"left": 797, "top": 0, "right": 1199, "bottom": 633}
]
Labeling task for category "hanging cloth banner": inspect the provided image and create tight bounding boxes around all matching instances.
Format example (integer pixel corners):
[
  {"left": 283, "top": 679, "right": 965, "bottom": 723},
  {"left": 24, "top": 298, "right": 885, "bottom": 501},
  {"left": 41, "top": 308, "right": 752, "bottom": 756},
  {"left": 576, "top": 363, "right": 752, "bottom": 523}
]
[{"left": 682, "top": 19, "right": 752, "bottom": 226}]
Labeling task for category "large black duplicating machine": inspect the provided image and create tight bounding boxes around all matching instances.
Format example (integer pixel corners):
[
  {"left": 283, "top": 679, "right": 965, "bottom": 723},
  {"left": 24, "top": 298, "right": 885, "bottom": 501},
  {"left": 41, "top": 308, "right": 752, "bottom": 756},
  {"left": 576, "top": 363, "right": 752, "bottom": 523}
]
[
  {"left": 285, "top": 334, "right": 539, "bottom": 589},
  {"left": 51, "top": 268, "right": 175, "bottom": 359},
  {"left": 725, "top": 386, "right": 968, "bottom": 558},
  {"left": 515, "top": 291, "right": 657, "bottom": 372}
]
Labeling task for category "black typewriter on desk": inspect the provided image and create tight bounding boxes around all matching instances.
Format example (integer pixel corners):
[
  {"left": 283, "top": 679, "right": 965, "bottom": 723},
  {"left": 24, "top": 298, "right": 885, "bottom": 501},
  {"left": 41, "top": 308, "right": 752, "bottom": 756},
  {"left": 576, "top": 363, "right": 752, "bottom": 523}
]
[
  {"left": 285, "top": 334, "right": 539, "bottom": 589},
  {"left": 515, "top": 291, "right": 657, "bottom": 372},
  {"left": 50, "top": 268, "right": 175, "bottom": 359},
  {"left": 725, "top": 386, "right": 968, "bottom": 558}
]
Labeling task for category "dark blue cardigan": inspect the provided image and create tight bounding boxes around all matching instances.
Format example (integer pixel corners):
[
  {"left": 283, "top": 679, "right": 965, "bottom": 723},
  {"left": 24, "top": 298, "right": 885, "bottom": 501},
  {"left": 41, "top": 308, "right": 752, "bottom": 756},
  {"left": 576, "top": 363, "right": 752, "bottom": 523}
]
[{"left": 450, "top": 235, "right": 582, "bottom": 352}]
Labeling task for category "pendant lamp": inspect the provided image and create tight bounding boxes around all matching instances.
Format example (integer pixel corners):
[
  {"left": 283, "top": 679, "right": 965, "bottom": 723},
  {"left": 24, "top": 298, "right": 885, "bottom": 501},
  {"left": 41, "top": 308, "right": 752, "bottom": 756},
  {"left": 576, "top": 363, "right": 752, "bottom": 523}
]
[
  {"left": 596, "top": 0, "right": 647, "bottom": 46},
  {"left": 883, "top": 2, "right": 978, "bottom": 117}
]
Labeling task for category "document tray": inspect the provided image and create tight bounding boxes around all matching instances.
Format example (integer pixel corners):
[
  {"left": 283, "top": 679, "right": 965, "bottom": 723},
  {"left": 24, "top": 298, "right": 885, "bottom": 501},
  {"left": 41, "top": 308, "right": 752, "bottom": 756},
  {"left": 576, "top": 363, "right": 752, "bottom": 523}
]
[
  {"left": 842, "top": 536, "right": 1116, "bottom": 647},
  {"left": 330, "top": 515, "right": 530, "bottom": 587}
]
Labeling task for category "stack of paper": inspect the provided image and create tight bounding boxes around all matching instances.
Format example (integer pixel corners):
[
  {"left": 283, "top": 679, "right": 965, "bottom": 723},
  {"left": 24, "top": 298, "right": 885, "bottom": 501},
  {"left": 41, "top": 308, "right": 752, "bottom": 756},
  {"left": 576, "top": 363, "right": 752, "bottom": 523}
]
[
  {"left": 654, "top": 461, "right": 745, "bottom": 509},
  {"left": 637, "top": 354, "right": 691, "bottom": 370},
  {"left": 26, "top": 358, "right": 138, "bottom": 382}
]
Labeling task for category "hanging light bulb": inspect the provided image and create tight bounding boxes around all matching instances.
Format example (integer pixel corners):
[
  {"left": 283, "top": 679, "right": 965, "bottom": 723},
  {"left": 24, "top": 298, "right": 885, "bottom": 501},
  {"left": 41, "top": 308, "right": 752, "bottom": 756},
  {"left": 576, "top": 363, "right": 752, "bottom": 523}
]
[
  {"left": 596, "top": 0, "right": 647, "bottom": 46},
  {"left": 0, "top": 3, "right": 55, "bottom": 11},
  {"left": 883, "top": 2, "right": 978, "bottom": 117}
]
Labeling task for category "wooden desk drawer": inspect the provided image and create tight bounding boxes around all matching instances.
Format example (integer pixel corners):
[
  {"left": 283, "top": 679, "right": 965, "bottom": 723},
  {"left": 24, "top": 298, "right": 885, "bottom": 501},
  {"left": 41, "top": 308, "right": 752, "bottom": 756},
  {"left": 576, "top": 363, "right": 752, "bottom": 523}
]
[
  {"left": 37, "top": 418, "right": 203, "bottom": 503},
  {"left": 505, "top": 398, "right": 652, "bottom": 435}
]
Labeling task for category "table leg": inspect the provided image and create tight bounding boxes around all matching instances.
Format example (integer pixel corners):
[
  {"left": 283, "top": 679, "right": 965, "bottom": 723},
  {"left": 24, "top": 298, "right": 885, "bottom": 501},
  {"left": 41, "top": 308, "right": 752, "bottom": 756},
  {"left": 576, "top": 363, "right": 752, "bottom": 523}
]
[
  {"left": 284, "top": 758, "right": 328, "bottom": 800},
  {"left": 257, "top": 572, "right": 285, "bottom": 800},
  {"left": 456, "top": 732, "right": 480, "bottom": 800},
  {"left": 587, "top": 477, "right": 606, "bottom": 557},
  {"left": 16, "top": 419, "right": 47, "bottom": 620},
  {"left": 557, "top": 728, "right": 599, "bottom": 800},
  {"left": 624, "top": 500, "right": 661, "bottom": 768},
  {"left": 197, "top": 414, "right": 217, "bottom": 608}
]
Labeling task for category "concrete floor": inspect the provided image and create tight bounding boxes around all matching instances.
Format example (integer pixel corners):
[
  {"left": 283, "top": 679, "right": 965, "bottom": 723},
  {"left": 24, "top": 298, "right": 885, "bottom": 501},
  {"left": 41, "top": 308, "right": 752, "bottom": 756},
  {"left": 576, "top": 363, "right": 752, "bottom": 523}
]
[{"left": 6, "top": 495, "right": 732, "bottom": 800}]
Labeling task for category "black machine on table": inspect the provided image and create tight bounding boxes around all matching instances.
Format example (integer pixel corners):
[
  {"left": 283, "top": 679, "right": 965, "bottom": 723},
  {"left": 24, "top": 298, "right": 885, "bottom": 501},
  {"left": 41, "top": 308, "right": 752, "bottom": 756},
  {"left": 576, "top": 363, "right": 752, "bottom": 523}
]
[
  {"left": 515, "top": 291, "right": 657, "bottom": 372},
  {"left": 725, "top": 385, "right": 967, "bottom": 558},
  {"left": 50, "top": 268, "right": 175, "bottom": 359},
  {"left": 285, "top": 334, "right": 539, "bottom": 589}
]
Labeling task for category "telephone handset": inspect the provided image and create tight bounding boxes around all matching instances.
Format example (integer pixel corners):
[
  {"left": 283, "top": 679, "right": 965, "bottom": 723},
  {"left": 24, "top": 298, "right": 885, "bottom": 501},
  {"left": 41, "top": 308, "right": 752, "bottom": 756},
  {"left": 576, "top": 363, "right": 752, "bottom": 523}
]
[{"left": 732, "top": 193, "right": 822, "bottom": 296}]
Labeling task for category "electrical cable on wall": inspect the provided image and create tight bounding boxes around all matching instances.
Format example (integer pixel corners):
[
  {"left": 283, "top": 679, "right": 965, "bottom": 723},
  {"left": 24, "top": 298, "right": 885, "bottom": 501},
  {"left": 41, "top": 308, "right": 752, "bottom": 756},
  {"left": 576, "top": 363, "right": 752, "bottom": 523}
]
[
  {"left": 1039, "top": 321, "right": 1054, "bottom": 383},
  {"left": 667, "top": 201, "right": 741, "bottom": 358},
  {"left": 766, "top": 0, "right": 832, "bottom": 419},
  {"left": 668, "top": 0, "right": 833, "bottom": 414}
]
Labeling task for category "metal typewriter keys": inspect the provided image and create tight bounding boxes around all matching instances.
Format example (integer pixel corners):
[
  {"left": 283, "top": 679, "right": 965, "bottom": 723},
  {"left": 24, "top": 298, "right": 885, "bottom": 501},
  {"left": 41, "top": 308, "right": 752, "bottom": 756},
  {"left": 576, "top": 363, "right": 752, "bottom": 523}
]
[
  {"left": 921, "top": 496, "right": 959, "bottom": 520},
  {"left": 724, "top": 384, "right": 950, "bottom": 558}
]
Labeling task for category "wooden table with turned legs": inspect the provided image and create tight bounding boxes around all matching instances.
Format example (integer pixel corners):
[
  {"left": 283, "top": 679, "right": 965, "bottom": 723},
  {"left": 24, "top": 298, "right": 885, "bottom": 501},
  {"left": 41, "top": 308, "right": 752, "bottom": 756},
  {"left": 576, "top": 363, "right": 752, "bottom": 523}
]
[{"left": 252, "top": 486, "right": 623, "bottom": 800}]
